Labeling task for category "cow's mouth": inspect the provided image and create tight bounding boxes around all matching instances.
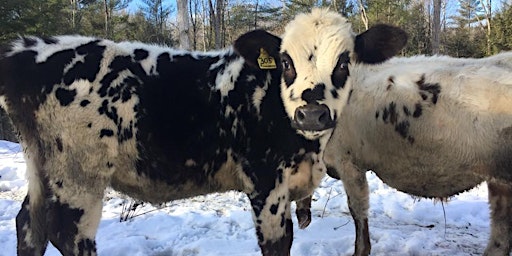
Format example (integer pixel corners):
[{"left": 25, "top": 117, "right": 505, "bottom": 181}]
[{"left": 291, "top": 104, "right": 336, "bottom": 132}]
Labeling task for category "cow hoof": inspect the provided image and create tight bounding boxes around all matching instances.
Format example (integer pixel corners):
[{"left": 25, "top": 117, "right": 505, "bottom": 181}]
[{"left": 296, "top": 209, "right": 311, "bottom": 229}]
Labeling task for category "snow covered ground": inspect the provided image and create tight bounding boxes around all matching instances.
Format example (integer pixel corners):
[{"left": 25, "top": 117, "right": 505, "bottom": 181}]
[{"left": 0, "top": 140, "right": 492, "bottom": 256}]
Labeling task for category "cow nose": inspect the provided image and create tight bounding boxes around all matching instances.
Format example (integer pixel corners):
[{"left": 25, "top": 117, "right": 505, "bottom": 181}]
[{"left": 293, "top": 104, "right": 335, "bottom": 131}]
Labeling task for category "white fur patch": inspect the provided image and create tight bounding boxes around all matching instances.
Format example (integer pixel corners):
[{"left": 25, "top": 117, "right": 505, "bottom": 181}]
[{"left": 215, "top": 58, "right": 245, "bottom": 98}]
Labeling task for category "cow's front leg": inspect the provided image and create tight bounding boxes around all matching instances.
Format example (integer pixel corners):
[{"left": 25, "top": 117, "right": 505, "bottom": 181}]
[
  {"left": 484, "top": 181, "right": 512, "bottom": 256},
  {"left": 249, "top": 180, "right": 293, "bottom": 256},
  {"left": 336, "top": 161, "right": 370, "bottom": 256},
  {"left": 46, "top": 176, "right": 106, "bottom": 256},
  {"left": 295, "top": 196, "right": 312, "bottom": 229}
]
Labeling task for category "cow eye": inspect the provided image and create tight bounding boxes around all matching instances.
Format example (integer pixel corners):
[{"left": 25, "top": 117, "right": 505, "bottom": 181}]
[
  {"left": 338, "top": 62, "right": 347, "bottom": 70},
  {"left": 282, "top": 59, "right": 290, "bottom": 70}
]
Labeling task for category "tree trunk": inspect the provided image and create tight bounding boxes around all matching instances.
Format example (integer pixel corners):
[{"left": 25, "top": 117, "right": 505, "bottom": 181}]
[
  {"left": 481, "top": 0, "right": 492, "bottom": 55},
  {"left": 177, "top": 0, "right": 191, "bottom": 49},
  {"left": 104, "top": 0, "right": 110, "bottom": 38},
  {"left": 432, "top": 0, "right": 441, "bottom": 54},
  {"left": 358, "top": 0, "right": 369, "bottom": 30}
]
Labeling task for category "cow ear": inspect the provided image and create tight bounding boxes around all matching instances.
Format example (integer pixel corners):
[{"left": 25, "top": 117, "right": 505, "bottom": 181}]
[
  {"left": 354, "top": 24, "right": 407, "bottom": 64},
  {"left": 234, "top": 29, "right": 282, "bottom": 70}
]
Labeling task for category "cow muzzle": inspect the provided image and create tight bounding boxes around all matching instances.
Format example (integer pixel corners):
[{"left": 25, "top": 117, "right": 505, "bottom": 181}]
[{"left": 292, "top": 104, "right": 336, "bottom": 131}]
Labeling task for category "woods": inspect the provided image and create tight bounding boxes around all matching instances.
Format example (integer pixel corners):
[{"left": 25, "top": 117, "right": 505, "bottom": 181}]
[
  {"left": 2, "top": 0, "right": 511, "bottom": 55},
  {"left": 0, "top": 0, "right": 512, "bottom": 141}
]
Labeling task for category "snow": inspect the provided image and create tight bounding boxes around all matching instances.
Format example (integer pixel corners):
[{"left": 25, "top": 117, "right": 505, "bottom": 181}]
[{"left": 0, "top": 140, "right": 492, "bottom": 256}]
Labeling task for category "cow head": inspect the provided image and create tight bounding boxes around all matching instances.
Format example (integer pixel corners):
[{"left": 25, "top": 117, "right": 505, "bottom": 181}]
[{"left": 280, "top": 9, "right": 407, "bottom": 139}]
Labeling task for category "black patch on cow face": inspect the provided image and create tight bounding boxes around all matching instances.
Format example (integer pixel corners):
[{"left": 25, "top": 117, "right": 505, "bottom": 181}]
[
  {"left": 56, "top": 137, "right": 63, "bottom": 152},
  {"left": 301, "top": 84, "right": 325, "bottom": 103},
  {"left": 331, "top": 88, "right": 338, "bottom": 99},
  {"left": 133, "top": 49, "right": 149, "bottom": 61},
  {"left": 416, "top": 74, "right": 441, "bottom": 104},
  {"left": 281, "top": 52, "right": 296, "bottom": 87},
  {"left": 22, "top": 37, "right": 37, "bottom": 47},
  {"left": 331, "top": 51, "right": 350, "bottom": 89},
  {"left": 55, "top": 88, "right": 77, "bottom": 106}
]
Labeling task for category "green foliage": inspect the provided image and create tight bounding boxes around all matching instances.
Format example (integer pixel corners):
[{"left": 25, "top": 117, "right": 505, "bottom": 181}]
[
  {"left": 491, "top": 3, "right": 512, "bottom": 52},
  {"left": 0, "top": 0, "right": 511, "bottom": 56}
]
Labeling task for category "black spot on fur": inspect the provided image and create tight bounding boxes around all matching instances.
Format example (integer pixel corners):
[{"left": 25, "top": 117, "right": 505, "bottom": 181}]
[
  {"left": 77, "top": 239, "right": 96, "bottom": 255},
  {"left": 107, "top": 162, "right": 114, "bottom": 168},
  {"left": 133, "top": 49, "right": 149, "bottom": 61},
  {"left": 413, "top": 103, "right": 422, "bottom": 118},
  {"left": 308, "top": 54, "right": 314, "bottom": 61},
  {"left": 301, "top": 84, "right": 325, "bottom": 103},
  {"left": 403, "top": 106, "right": 411, "bottom": 116},
  {"left": 55, "top": 180, "right": 63, "bottom": 188},
  {"left": 80, "top": 100, "right": 90, "bottom": 107},
  {"left": 388, "top": 102, "right": 398, "bottom": 124},
  {"left": 375, "top": 111, "right": 380, "bottom": 119},
  {"left": 42, "top": 37, "right": 58, "bottom": 44},
  {"left": 87, "top": 123, "right": 92, "bottom": 128},
  {"left": 64, "top": 40, "right": 105, "bottom": 86},
  {"left": 382, "top": 107, "right": 389, "bottom": 123},
  {"left": 22, "top": 37, "right": 37, "bottom": 47},
  {"left": 395, "top": 120, "right": 410, "bottom": 138},
  {"left": 347, "top": 89, "right": 353, "bottom": 104},
  {"left": 270, "top": 204, "right": 278, "bottom": 214},
  {"left": 100, "top": 129, "right": 114, "bottom": 138},
  {"left": 55, "top": 88, "right": 77, "bottom": 106},
  {"left": 56, "top": 137, "right": 63, "bottom": 152},
  {"left": 47, "top": 200, "right": 85, "bottom": 252},
  {"left": 417, "top": 74, "right": 441, "bottom": 104}
]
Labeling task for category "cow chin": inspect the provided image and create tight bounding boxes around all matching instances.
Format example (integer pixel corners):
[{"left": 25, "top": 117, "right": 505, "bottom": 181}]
[{"left": 296, "top": 129, "right": 332, "bottom": 140}]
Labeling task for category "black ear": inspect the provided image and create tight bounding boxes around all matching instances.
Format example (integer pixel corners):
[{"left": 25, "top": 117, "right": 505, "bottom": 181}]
[
  {"left": 354, "top": 24, "right": 407, "bottom": 64},
  {"left": 234, "top": 29, "right": 282, "bottom": 70}
]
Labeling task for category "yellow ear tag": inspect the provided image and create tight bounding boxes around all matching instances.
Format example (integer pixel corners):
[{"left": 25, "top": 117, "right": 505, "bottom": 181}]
[{"left": 257, "top": 48, "right": 277, "bottom": 69}]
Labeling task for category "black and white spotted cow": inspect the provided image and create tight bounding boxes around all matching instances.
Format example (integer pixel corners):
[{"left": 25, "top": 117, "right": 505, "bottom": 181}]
[
  {"left": 284, "top": 9, "right": 512, "bottom": 256},
  {"left": 0, "top": 30, "right": 330, "bottom": 256}
]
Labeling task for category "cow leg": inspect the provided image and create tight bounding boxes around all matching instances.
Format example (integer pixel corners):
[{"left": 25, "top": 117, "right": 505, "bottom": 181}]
[
  {"left": 17, "top": 152, "right": 50, "bottom": 256},
  {"left": 295, "top": 196, "right": 312, "bottom": 229},
  {"left": 46, "top": 177, "right": 105, "bottom": 256},
  {"left": 17, "top": 195, "right": 49, "bottom": 256},
  {"left": 484, "top": 181, "right": 512, "bottom": 256},
  {"left": 249, "top": 183, "right": 293, "bottom": 256},
  {"left": 336, "top": 162, "right": 370, "bottom": 256}
]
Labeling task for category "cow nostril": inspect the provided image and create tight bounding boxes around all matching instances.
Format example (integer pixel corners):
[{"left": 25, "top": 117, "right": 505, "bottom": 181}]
[
  {"left": 318, "top": 111, "right": 329, "bottom": 125},
  {"left": 296, "top": 109, "right": 306, "bottom": 122}
]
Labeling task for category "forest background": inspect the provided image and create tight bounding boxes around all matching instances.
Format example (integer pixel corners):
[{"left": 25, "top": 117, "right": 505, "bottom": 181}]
[{"left": 0, "top": 0, "right": 511, "bottom": 140}]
